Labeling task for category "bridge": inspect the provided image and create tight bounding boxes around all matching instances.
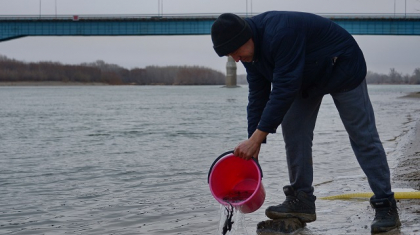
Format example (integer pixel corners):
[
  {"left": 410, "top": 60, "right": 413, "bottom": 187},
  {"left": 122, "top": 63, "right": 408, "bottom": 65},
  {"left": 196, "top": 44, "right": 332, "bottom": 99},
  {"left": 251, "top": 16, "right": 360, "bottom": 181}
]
[
  {"left": 1, "top": 13, "right": 420, "bottom": 42},
  {"left": 1, "top": 13, "right": 419, "bottom": 87}
]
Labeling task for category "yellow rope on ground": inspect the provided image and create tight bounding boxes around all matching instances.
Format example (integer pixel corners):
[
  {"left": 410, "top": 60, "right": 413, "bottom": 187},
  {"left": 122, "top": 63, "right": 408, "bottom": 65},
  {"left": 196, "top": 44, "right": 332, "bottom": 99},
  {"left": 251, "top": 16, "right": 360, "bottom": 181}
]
[{"left": 320, "top": 191, "right": 420, "bottom": 200}]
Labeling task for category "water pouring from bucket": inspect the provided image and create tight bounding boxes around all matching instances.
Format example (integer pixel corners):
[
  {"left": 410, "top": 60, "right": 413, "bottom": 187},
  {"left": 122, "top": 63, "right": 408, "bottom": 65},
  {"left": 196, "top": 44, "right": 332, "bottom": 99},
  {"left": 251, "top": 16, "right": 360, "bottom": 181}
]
[{"left": 208, "top": 151, "right": 266, "bottom": 234}]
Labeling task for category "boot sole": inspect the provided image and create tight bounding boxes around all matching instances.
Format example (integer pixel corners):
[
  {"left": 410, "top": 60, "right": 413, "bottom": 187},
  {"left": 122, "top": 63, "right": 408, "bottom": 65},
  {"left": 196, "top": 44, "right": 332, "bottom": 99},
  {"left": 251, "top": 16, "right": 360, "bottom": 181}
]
[
  {"left": 265, "top": 211, "right": 316, "bottom": 223},
  {"left": 371, "top": 220, "right": 401, "bottom": 233}
]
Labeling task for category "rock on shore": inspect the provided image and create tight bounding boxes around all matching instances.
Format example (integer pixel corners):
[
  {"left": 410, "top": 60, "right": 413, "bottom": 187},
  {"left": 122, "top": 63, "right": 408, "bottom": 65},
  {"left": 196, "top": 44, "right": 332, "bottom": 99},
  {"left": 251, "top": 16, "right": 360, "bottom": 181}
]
[{"left": 256, "top": 218, "right": 306, "bottom": 234}]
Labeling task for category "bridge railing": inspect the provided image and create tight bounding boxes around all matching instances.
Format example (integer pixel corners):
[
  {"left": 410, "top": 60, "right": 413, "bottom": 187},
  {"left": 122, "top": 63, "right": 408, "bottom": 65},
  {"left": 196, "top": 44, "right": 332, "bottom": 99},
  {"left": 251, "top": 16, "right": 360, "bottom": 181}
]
[
  {"left": 318, "top": 13, "right": 420, "bottom": 19},
  {"left": 0, "top": 13, "right": 222, "bottom": 21},
  {"left": 0, "top": 13, "right": 420, "bottom": 21}
]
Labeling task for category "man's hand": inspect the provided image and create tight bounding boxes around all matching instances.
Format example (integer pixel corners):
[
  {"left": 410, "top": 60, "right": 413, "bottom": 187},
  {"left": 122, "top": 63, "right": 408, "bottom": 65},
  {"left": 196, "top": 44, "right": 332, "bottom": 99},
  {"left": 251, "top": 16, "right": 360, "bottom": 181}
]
[{"left": 234, "top": 129, "right": 268, "bottom": 160}]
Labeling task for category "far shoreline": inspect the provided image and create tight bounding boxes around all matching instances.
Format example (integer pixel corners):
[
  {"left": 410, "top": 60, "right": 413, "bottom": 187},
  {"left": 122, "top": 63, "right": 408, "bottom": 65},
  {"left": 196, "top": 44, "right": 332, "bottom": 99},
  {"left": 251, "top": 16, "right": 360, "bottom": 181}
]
[
  {"left": 0, "top": 81, "right": 109, "bottom": 86},
  {"left": 1, "top": 81, "right": 419, "bottom": 90}
]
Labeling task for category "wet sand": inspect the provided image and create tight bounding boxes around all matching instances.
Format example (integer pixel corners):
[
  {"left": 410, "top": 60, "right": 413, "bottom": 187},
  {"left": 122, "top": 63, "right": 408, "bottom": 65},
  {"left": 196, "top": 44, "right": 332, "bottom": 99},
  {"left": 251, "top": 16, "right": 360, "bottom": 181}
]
[
  {"left": 401, "top": 91, "right": 420, "bottom": 99},
  {"left": 394, "top": 119, "right": 420, "bottom": 190},
  {"left": 392, "top": 93, "right": 420, "bottom": 231},
  {"left": 395, "top": 91, "right": 420, "bottom": 188}
]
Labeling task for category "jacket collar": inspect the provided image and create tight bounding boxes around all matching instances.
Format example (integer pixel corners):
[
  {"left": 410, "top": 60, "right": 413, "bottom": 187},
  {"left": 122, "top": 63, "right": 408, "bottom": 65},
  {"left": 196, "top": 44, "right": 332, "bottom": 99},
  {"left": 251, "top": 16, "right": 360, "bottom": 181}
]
[{"left": 245, "top": 18, "right": 260, "bottom": 63}]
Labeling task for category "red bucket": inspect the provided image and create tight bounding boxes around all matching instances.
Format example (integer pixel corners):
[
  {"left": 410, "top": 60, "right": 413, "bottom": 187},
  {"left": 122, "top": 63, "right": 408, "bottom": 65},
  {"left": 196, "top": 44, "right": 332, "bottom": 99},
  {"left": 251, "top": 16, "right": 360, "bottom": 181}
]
[{"left": 208, "top": 151, "right": 265, "bottom": 214}]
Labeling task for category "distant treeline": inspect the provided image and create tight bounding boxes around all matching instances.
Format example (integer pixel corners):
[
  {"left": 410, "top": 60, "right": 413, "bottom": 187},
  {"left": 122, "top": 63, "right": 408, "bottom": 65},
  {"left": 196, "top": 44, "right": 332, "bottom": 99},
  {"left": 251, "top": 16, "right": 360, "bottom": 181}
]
[
  {"left": 238, "top": 68, "right": 420, "bottom": 85},
  {"left": 1, "top": 55, "right": 419, "bottom": 85},
  {"left": 0, "top": 55, "right": 225, "bottom": 85},
  {"left": 366, "top": 68, "right": 420, "bottom": 84}
]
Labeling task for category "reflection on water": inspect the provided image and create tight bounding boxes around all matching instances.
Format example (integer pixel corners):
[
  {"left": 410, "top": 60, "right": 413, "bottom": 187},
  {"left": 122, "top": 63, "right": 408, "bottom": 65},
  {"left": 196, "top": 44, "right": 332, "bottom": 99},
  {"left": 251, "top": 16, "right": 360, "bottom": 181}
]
[{"left": 0, "top": 85, "right": 419, "bottom": 235}]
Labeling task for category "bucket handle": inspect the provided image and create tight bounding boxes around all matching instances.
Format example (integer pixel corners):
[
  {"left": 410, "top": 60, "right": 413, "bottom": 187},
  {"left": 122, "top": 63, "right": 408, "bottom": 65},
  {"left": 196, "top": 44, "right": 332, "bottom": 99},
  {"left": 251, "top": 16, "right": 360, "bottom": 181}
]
[{"left": 207, "top": 150, "right": 263, "bottom": 184}]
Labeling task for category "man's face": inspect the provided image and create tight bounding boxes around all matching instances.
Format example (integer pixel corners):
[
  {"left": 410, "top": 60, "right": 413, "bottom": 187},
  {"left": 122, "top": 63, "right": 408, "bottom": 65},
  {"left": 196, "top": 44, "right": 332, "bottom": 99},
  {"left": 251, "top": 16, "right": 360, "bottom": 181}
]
[{"left": 228, "top": 39, "right": 254, "bottom": 63}]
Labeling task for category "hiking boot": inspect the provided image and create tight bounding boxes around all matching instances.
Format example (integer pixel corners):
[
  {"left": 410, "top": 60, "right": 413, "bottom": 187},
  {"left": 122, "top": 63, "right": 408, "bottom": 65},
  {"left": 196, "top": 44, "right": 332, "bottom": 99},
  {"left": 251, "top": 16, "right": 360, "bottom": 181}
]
[
  {"left": 265, "top": 185, "right": 316, "bottom": 222},
  {"left": 370, "top": 196, "right": 401, "bottom": 233}
]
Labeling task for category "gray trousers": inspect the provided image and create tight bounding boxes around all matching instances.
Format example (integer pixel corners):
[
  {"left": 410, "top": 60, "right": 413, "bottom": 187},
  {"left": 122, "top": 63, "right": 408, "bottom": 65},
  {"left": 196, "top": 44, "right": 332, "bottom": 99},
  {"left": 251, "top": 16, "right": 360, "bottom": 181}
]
[{"left": 281, "top": 79, "right": 393, "bottom": 199}]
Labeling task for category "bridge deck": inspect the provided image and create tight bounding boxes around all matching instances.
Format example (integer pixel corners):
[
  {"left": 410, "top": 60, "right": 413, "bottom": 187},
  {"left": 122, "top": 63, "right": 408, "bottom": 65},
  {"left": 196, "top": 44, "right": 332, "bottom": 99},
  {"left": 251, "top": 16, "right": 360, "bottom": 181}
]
[{"left": 1, "top": 14, "right": 419, "bottom": 42}]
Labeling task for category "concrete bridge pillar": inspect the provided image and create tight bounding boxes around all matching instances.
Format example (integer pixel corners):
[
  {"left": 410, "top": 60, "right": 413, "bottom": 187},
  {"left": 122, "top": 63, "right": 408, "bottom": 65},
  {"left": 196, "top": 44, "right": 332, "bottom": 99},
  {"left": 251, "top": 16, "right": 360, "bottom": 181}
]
[{"left": 225, "top": 56, "right": 238, "bottom": 88}]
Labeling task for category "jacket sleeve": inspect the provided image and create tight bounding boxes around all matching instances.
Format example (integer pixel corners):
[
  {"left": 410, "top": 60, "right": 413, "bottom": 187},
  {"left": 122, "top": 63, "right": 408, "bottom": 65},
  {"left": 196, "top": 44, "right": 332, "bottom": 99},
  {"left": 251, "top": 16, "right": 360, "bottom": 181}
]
[
  {"left": 257, "top": 28, "right": 306, "bottom": 133},
  {"left": 245, "top": 64, "right": 271, "bottom": 139}
]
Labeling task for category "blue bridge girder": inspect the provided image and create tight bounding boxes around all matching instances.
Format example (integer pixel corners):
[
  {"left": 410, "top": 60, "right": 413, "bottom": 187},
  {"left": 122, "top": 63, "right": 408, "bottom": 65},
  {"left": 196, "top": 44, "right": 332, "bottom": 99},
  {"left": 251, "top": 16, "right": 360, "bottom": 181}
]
[{"left": 1, "top": 13, "right": 420, "bottom": 42}]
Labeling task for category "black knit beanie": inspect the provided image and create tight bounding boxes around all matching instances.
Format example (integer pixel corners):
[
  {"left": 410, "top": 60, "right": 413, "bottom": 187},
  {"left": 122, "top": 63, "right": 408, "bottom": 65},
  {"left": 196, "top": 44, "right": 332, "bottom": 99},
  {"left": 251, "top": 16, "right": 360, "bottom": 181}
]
[{"left": 211, "top": 13, "right": 252, "bottom": 57}]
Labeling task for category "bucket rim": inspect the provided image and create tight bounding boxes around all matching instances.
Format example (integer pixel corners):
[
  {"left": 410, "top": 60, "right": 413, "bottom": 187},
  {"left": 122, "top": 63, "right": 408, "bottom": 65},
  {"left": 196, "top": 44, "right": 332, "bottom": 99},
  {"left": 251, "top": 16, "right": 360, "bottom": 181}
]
[{"left": 207, "top": 150, "right": 263, "bottom": 184}]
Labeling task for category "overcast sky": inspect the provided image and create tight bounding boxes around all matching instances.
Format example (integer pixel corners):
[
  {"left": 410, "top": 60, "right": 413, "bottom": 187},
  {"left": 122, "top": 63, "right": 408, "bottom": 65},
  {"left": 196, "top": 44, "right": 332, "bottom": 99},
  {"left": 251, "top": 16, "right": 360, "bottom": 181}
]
[{"left": 0, "top": 0, "right": 419, "bottom": 75}]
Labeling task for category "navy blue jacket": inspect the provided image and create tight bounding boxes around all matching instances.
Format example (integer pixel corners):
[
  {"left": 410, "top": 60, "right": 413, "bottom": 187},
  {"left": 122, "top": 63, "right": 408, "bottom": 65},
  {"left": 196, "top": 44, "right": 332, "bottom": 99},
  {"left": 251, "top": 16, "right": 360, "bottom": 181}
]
[{"left": 243, "top": 11, "right": 367, "bottom": 137}]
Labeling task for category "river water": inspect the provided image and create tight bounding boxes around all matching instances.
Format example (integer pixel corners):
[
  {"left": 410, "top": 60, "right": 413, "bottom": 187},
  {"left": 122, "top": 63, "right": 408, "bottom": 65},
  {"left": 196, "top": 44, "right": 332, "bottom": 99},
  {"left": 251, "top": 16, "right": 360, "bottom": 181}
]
[{"left": 1, "top": 85, "right": 419, "bottom": 235}]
